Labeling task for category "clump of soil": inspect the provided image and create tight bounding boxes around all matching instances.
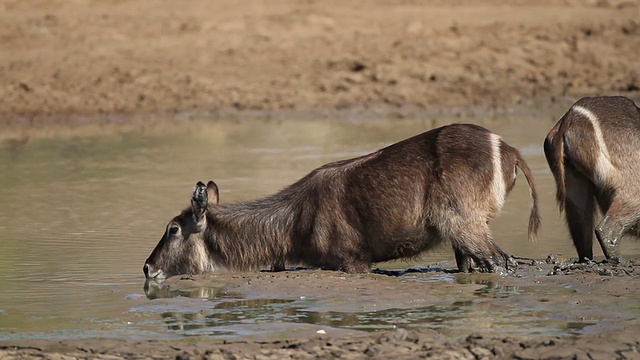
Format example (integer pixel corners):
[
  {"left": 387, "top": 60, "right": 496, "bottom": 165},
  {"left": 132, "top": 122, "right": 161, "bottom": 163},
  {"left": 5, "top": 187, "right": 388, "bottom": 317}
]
[{"left": 546, "top": 254, "right": 639, "bottom": 276}]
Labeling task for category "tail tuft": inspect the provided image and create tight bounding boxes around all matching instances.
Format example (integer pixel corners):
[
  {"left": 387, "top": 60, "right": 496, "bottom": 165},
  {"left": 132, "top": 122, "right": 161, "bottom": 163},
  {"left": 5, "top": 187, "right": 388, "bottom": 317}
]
[{"left": 515, "top": 152, "right": 541, "bottom": 243}]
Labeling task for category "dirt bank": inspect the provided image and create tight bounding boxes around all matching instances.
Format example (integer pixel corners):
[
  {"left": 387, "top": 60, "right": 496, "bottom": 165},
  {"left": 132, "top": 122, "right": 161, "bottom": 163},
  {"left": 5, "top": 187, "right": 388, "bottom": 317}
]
[
  {"left": 1, "top": 0, "right": 639, "bottom": 131},
  {"left": 3, "top": 325, "right": 640, "bottom": 359}
]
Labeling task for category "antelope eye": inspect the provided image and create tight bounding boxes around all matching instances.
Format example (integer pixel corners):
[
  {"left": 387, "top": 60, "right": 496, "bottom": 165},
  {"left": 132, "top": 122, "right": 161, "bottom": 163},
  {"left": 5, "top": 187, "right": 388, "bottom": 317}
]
[{"left": 168, "top": 224, "right": 180, "bottom": 236}]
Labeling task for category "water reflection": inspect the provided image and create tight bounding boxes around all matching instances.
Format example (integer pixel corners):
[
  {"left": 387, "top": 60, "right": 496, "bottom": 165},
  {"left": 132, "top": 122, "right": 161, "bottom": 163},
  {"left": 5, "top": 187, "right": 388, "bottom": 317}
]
[
  {"left": 146, "top": 293, "right": 595, "bottom": 337},
  {"left": 144, "top": 279, "right": 226, "bottom": 300},
  {"left": 139, "top": 267, "right": 597, "bottom": 338},
  {"left": 152, "top": 297, "right": 476, "bottom": 334},
  {"left": 471, "top": 282, "right": 522, "bottom": 298}
]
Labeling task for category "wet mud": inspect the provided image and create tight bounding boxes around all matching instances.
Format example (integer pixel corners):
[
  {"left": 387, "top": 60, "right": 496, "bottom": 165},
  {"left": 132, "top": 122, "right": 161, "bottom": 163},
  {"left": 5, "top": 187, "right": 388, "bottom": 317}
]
[{"left": 4, "top": 256, "right": 640, "bottom": 359}]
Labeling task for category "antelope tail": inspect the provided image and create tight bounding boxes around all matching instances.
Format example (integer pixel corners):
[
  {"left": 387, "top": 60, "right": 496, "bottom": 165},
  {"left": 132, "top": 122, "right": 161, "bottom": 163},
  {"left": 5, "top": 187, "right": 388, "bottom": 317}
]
[
  {"left": 544, "top": 113, "right": 571, "bottom": 213},
  {"left": 515, "top": 151, "right": 541, "bottom": 242}
]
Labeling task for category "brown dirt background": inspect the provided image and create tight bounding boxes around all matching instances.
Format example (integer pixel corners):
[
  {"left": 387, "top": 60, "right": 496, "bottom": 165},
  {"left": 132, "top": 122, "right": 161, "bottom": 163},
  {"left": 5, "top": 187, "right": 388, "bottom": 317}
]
[
  {"left": 2, "top": 0, "right": 640, "bottom": 358},
  {"left": 1, "top": 0, "right": 639, "bottom": 131}
]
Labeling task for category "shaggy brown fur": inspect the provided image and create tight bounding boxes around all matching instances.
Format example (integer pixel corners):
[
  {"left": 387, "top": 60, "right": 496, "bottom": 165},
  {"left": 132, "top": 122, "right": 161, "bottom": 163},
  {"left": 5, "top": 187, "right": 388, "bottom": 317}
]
[{"left": 144, "top": 123, "right": 540, "bottom": 278}]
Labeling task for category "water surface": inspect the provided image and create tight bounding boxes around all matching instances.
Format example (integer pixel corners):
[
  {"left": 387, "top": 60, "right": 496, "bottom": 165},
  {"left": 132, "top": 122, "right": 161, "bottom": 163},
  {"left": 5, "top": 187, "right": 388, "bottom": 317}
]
[{"left": 1, "top": 117, "right": 638, "bottom": 340}]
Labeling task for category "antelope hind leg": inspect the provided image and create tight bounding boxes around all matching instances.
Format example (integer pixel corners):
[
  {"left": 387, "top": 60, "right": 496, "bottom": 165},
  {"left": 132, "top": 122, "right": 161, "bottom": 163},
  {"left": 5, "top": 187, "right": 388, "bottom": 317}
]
[
  {"left": 564, "top": 168, "right": 596, "bottom": 261},
  {"left": 595, "top": 215, "right": 625, "bottom": 264},
  {"left": 594, "top": 196, "right": 640, "bottom": 263}
]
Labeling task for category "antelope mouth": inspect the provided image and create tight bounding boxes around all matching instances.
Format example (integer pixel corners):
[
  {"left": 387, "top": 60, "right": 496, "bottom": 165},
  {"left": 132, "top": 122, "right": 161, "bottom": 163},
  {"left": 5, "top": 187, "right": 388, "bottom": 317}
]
[{"left": 143, "top": 263, "right": 167, "bottom": 280}]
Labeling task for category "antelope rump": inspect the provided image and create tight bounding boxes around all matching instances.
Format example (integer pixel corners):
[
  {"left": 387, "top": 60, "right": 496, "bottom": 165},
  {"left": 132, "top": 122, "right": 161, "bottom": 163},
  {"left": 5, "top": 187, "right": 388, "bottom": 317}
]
[{"left": 544, "top": 96, "right": 640, "bottom": 263}]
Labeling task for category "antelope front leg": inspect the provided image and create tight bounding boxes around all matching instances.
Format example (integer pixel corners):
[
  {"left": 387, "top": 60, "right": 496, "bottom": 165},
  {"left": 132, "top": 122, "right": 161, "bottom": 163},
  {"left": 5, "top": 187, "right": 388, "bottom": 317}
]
[
  {"left": 475, "top": 250, "right": 517, "bottom": 274},
  {"left": 455, "top": 249, "right": 475, "bottom": 273},
  {"left": 451, "top": 229, "right": 517, "bottom": 274},
  {"left": 564, "top": 168, "right": 596, "bottom": 261},
  {"left": 271, "top": 260, "right": 286, "bottom": 272},
  {"left": 595, "top": 215, "right": 624, "bottom": 264}
]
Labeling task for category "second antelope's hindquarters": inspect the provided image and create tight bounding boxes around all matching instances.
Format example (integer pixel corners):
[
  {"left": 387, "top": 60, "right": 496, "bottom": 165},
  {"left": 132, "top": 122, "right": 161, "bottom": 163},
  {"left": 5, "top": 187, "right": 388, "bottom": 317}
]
[{"left": 543, "top": 96, "right": 640, "bottom": 262}]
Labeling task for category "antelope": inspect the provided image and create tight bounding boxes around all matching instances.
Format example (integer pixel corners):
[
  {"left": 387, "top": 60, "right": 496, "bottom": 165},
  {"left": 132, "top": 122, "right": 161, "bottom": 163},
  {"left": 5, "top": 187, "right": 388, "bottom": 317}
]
[
  {"left": 144, "top": 123, "right": 540, "bottom": 279},
  {"left": 544, "top": 96, "right": 640, "bottom": 263}
]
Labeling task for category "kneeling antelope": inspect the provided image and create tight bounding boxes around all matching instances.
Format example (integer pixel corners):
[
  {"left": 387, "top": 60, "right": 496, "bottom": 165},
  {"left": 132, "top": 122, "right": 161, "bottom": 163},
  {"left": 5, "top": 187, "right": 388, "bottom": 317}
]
[{"left": 144, "top": 123, "right": 541, "bottom": 279}]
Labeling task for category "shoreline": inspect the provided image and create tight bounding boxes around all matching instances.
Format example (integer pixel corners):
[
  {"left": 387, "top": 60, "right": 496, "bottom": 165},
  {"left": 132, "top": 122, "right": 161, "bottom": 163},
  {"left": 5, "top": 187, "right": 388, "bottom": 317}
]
[{"left": 0, "top": 95, "right": 595, "bottom": 142}]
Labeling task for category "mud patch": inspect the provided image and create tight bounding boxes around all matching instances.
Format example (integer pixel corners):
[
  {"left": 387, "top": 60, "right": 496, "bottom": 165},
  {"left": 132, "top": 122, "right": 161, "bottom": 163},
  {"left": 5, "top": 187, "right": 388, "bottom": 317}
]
[
  {"left": 132, "top": 257, "right": 640, "bottom": 340},
  {"left": 3, "top": 256, "right": 640, "bottom": 358},
  {"left": 546, "top": 254, "right": 640, "bottom": 277}
]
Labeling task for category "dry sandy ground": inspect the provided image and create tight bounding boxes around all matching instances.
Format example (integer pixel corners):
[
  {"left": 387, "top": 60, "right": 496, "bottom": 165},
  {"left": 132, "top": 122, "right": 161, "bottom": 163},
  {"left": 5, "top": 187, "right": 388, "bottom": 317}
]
[
  {"left": 2, "top": 0, "right": 640, "bottom": 358},
  {"left": 1, "top": 0, "right": 639, "bottom": 133}
]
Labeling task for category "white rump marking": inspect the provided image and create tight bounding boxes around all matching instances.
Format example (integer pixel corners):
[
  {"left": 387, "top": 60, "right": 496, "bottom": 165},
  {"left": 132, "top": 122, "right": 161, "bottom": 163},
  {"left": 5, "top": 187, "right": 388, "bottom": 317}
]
[
  {"left": 573, "top": 105, "right": 613, "bottom": 184},
  {"left": 490, "top": 133, "right": 506, "bottom": 210}
]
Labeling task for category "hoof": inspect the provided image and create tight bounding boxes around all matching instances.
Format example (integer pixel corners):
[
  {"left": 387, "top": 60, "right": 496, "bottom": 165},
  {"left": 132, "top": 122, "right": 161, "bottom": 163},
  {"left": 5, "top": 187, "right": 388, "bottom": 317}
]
[{"left": 604, "top": 256, "right": 621, "bottom": 265}]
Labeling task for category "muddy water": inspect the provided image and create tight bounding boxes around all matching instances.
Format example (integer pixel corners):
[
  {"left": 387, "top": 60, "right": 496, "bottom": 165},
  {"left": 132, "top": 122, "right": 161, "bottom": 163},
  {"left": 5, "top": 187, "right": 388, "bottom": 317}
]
[{"left": 1, "top": 117, "right": 639, "bottom": 340}]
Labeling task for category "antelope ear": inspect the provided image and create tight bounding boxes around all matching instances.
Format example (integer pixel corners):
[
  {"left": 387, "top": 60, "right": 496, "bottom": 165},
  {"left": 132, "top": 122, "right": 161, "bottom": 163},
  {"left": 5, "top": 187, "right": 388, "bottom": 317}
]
[
  {"left": 192, "top": 181, "right": 209, "bottom": 226},
  {"left": 206, "top": 180, "right": 219, "bottom": 205}
]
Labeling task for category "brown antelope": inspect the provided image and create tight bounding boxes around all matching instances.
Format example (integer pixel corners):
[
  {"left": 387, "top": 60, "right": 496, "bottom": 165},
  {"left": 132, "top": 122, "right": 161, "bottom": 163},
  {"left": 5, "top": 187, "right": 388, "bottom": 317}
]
[
  {"left": 544, "top": 96, "right": 640, "bottom": 263},
  {"left": 144, "top": 123, "right": 540, "bottom": 279}
]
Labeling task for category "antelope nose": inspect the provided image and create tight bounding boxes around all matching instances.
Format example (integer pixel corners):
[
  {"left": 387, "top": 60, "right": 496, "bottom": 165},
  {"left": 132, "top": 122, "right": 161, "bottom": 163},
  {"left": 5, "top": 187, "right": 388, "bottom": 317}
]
[{"left": 143, "top": 263, "right": 150, "bottom": 278}]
